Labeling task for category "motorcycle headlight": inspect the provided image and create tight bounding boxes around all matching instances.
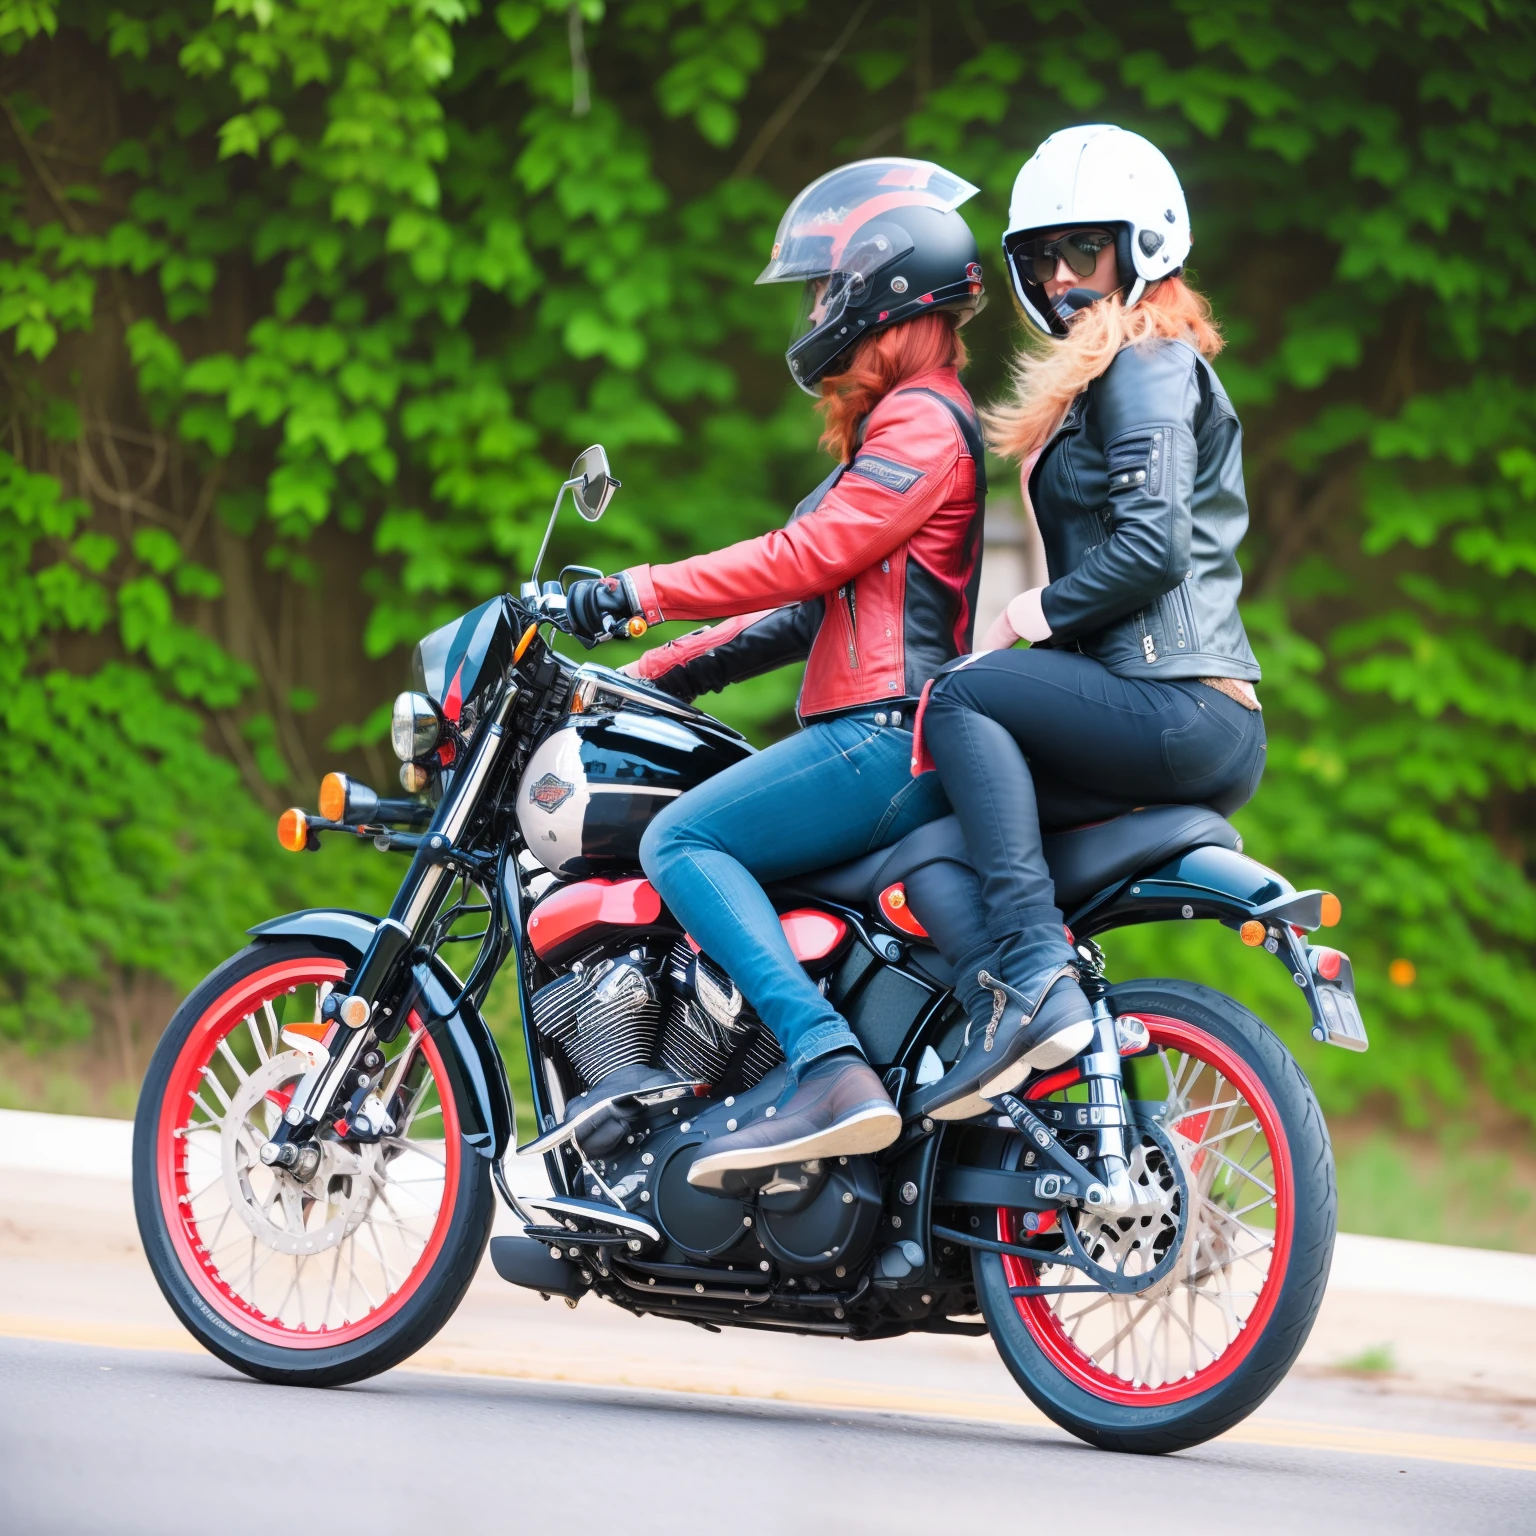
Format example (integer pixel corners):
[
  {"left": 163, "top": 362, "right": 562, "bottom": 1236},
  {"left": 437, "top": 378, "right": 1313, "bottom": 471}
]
[{"left": 391, "top": 692, "right": 444, "bottom": 761}]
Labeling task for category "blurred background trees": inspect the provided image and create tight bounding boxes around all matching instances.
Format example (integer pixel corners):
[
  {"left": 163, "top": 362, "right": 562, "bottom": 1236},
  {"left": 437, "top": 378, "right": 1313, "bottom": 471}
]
[{"left": 0, "top": 0, "right": 1532, "bottom": 1217}]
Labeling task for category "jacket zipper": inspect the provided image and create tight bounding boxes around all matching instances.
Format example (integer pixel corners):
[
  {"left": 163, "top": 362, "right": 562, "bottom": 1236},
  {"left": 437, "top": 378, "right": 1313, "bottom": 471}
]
[
  {"left": 838, "top": 584, "right": 861, "bottom": 669},
  {"left": 1137, "top": 610, "right": 1158, "bottom": 664}
]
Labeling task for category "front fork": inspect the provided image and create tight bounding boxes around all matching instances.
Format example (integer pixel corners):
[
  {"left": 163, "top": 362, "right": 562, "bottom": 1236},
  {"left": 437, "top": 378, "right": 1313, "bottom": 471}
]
[{"left": 263, "top": 683, "right": 518, "bottom": 1168}]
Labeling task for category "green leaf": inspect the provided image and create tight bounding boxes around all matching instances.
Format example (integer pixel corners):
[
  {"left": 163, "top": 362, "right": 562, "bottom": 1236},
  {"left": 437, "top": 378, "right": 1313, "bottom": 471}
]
[{"left": 131, "top": 527, "right": 182, "bottom": 575}]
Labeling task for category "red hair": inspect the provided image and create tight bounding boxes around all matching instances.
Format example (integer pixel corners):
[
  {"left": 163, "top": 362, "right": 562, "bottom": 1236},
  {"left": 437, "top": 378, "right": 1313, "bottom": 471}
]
[{"left": 816, "top": 313, "right": 967, "bottom": 463}]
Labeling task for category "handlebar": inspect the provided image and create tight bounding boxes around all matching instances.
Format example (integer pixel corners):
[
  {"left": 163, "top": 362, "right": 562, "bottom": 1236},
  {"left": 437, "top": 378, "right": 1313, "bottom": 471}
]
[{"left": 522, "top": 579, "right": 647, "bottom": 643}]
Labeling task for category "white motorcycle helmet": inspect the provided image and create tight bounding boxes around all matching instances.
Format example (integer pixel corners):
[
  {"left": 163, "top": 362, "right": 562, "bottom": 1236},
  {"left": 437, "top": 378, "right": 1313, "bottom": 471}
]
[{"left": 1003, "top": 124, "right": 1191, "bottom": 337}]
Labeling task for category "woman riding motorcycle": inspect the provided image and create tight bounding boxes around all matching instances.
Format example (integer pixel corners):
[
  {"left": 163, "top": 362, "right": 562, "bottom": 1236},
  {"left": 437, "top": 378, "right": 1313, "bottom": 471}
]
[
  {"left": 906, "top": 124, "right": 1267, "bottom": 1121},
  {"left": 562, "top": 158, "right": 1092, "bottom": 1187}
]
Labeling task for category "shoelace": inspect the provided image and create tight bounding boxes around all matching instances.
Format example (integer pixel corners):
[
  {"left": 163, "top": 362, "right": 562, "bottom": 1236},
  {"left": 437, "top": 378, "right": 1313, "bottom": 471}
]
[
  {"left": 976, "top": 965, "right": 1081, "bottom": 1052},
  {"left": 977, "top": 970, "right": 1023, "bottom": 1052}
]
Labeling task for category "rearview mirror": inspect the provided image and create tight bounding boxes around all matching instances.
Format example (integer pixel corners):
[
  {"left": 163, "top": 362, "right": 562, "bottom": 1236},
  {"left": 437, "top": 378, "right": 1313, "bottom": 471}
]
[{"left": 570, "top": 444, "right": 620, "bottom": 522}]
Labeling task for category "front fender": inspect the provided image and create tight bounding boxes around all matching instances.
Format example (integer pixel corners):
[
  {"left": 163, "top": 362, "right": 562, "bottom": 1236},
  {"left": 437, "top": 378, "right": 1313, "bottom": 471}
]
[{"left": 248, "top": 908, "right": 515, "bottom": 1157}]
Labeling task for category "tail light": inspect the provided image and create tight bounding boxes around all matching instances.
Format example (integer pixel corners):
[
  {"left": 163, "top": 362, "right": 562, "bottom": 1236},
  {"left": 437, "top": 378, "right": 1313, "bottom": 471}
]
[{"left": 878, "top": 883, "right": 930, "bottom": 939}]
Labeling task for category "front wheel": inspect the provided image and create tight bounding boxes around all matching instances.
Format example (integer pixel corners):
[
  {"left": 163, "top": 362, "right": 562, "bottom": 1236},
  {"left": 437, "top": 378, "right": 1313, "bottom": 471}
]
[
  {"left": 133, "top": 938, "right": 494, "bottom": 1386},
  {"left": 975, "top": 978, "right": 1336, "bottom": 1454}
]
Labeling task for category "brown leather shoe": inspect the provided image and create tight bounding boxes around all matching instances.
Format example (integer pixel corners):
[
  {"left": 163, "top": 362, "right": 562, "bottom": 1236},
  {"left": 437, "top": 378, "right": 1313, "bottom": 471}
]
[{"left": 686, "top": 1053, "right": 900, "bottom": 1191}]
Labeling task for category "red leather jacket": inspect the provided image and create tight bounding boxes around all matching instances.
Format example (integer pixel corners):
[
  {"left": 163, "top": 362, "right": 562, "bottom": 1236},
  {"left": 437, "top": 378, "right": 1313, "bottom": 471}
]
[{"left": 626, "top": 367, "right": 986, "bottom": 721}]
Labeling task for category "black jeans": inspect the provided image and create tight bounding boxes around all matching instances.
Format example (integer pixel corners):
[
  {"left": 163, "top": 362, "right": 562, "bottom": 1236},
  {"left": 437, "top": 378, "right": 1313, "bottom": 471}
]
[{"left": 923, "top": 648, "right": 1267, "bottom": 954}]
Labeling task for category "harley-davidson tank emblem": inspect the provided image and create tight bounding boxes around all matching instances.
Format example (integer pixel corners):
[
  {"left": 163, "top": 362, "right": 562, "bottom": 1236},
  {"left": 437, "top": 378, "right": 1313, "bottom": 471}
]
[{"left": 528, "top": 773, "right": 575, "bottom": 813}]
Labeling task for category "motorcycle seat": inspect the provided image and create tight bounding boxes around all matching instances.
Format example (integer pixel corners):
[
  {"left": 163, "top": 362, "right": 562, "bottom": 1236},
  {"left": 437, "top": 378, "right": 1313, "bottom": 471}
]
[{"left": 787, "top": 804, "right": 1242, "bottom": 917}]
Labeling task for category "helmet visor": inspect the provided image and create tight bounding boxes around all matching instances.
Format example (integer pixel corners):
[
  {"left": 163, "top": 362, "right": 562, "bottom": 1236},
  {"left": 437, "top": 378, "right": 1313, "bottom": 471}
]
[
  {"left": 790, "top": 223, "right": 917, "bottom": 342},
  {"left": 758, "top": 157, "right": 979, "bottom": 286},
  {"left": 1006, "top": 227, "right": 1116, "bottom": 287}
]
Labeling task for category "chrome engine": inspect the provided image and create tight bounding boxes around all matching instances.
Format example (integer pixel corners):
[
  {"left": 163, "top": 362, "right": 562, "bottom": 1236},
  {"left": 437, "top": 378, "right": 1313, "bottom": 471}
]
[
  {"left": 529, "top": 938, "right": 784, "bottom": 1101},
  {"left": 526, "top": 939, "right": 881, "bottom": 1279}
]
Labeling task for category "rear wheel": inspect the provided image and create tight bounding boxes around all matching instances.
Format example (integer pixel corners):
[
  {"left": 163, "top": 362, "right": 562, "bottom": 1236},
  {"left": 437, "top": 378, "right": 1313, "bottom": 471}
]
[
  {"left": 133, "top": 938, "right": 494, "bottom": 1386},
  {"left": 975, "top": 978, "right": 1335, "bottom": 1453}
]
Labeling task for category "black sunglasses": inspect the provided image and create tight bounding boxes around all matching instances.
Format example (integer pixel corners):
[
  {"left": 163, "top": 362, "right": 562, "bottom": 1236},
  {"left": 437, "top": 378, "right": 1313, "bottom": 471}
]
[{"left": 1009, "top": 229, "right": 1115, "bottom": 286}]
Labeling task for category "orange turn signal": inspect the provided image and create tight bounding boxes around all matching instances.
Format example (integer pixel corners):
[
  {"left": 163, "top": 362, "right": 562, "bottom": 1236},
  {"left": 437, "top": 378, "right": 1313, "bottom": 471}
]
[
  {"left": 319, "top": 772, "right": 348, "bottom": 822},
  {"left": 276, "top": 808, "right": 310, "bottom": 853},
  {"left": 1320, "top": 892, "right": 1342, "bottom": 927},
  {"left": 625, "top": 616, "right": 649, "bottom": 639},
  {"left": 1239, "top": 919, "right": 1266, "bottom": 947}
]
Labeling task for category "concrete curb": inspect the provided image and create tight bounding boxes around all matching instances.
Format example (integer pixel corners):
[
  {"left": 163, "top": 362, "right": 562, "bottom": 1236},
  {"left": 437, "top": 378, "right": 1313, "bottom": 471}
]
[{"left": 4, "top": 1106, "right": 1532, "bottom": 1309}]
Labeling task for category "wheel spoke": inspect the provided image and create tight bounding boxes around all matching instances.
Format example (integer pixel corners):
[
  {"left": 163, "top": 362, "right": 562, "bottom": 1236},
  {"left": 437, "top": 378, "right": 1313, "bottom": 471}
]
[
  {"left": 1194, "top": 1144, "right": 1275, "bottom": 1197},
  {"left": 216, "top": 1038, "right": 249, "bottom": 1082},
  {"left": 245, "top": 1013, "right": 269, "bottom": 1065}
]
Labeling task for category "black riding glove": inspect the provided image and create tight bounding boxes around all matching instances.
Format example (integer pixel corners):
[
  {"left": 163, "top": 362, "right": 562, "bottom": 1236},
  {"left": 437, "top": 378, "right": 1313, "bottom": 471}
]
[{"left": 566, "top": 574, "right": 640, "bottom": 646}]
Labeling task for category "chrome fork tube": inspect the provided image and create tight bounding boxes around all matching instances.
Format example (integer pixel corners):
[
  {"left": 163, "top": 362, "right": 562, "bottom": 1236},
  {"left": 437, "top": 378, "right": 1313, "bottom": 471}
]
[
  {"left": 285, "top": 682, "right": 519, "bottom": 1130},
  {"left": 1084, "top": 997, "right": 1137, "bottom": 1214}
]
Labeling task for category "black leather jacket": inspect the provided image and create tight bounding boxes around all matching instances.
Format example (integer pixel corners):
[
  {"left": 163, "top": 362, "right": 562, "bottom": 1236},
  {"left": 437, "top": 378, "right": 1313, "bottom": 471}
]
[{"left": 1031, "top": 338, "right": 1259, "bottom": 681}]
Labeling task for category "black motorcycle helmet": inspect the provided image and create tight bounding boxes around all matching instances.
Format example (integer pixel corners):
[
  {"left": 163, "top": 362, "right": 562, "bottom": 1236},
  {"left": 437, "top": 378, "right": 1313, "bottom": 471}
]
[{"left": 757, "top": 158, "right": 987, "bottom": 395}]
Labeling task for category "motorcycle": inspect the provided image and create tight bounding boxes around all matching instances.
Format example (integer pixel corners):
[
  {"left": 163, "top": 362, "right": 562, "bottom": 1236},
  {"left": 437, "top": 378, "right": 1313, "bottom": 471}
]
[{"left": 133, "top": 445, "right": 1368, "bottom": 1454}]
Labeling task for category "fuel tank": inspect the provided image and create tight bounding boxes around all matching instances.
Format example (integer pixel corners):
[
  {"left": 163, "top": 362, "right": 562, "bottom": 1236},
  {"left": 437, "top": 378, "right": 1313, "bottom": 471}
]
[{"left": 516, "top": 701, "right": 752, "bottom": 878}]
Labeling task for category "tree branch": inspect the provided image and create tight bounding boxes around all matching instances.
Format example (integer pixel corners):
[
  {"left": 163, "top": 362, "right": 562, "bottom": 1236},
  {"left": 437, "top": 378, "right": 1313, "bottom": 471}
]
[
  {"left": 0, "top": 90, "right": 87, "bottom": 234},
  {"left": 732, "top": 2, "right": 873, "bottom": 180}
]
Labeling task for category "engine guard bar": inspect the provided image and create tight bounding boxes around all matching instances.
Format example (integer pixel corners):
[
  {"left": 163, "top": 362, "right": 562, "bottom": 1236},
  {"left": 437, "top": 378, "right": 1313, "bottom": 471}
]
[{"left": 1068, "top": 843, "right": 1369, "bottom": 1053}]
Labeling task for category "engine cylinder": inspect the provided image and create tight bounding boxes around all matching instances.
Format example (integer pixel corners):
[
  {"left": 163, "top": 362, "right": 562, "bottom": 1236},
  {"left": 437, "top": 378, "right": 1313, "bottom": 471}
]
[{"left": 529, "top": 954, "right": 661, "bottom": 1087}]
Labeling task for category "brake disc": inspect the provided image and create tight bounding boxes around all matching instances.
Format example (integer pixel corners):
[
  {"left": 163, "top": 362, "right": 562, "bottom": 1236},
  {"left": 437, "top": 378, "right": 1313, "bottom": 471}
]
[
  {"left": 1052, "top": 1116, "right": 1188, "bottom": 1296},
  {"left": 222, "top": 1053, "right": 383, "bottom": 1257}
]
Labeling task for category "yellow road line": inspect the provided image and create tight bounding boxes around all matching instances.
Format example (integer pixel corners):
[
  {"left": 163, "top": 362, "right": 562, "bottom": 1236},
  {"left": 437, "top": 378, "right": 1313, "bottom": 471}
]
[{"left": 3, "top": 1314, "right": 1532, "bottom": 1472}]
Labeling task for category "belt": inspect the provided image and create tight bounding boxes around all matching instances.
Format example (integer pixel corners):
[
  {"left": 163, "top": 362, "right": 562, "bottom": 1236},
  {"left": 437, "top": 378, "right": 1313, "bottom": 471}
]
[{"left": 1200, "top": 676, "right": 1261, "bottom": 711}]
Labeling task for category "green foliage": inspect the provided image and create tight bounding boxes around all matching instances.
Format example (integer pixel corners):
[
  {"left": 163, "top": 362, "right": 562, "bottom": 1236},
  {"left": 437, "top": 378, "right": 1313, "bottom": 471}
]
[{"left": 0, "top": 0, "right": 1531, "bottom": 1136}]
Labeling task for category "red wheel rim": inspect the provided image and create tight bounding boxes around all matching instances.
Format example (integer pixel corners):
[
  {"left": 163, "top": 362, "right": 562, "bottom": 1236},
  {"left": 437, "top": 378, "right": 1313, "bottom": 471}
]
[
  {"left": 1001, "top": 1014, "right": 1293, "bottom": 1405},
  {"left": 155, "top": 956, "right": 462, "bottom": 1349}
]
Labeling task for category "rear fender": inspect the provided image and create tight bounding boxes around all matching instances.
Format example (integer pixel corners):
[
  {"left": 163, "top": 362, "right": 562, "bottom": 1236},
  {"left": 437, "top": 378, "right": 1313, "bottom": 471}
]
[
  {"left": 247, "top": 909, "right": 516, "bottom": 1155},
  {"left": 1070, "top": 848, "right": 1368, "bottom": 1053}
]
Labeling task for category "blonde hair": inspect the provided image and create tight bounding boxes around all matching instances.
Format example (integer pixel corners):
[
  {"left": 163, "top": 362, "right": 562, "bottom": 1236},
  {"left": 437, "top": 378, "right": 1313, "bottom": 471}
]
[{"left": 984, "top": 276, "right": 1223, "bottom": 462}]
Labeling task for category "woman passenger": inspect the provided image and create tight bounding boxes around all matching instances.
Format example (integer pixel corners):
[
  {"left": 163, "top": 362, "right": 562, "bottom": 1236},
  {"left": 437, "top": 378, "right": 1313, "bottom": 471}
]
[{"left": 909, "top": 125, "right": 1267, "bottom": 1121}]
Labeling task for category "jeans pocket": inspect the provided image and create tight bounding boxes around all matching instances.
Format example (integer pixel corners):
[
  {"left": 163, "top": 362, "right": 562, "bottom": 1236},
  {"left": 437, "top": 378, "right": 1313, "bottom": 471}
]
[
  {"left": 834, "top": 719, "right": 884, "bottom": 767},
  {"left": 1161, "top": 697, "right": 1244, "bottom": 786}
]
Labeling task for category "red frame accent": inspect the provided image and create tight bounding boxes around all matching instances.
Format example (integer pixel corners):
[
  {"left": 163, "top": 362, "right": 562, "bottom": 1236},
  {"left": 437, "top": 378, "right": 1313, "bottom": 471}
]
[
  {"left": 155, "top": 955, "right": 461, "bottom": 1349},
  {"left": 442, "top": 661, "right": 465, "bottom": 723},
  {"left": 1001, "top": 1014, "right": 1294, "bottom": 1406},
  {"left": 527, "top": 877, "right": 664, "bottom": 959},
  {"left": 878, "top": 883, "right": 930, "bottom": 939},
  {"left": 779, "top": 907, "right": 848, "bottom": 962}
]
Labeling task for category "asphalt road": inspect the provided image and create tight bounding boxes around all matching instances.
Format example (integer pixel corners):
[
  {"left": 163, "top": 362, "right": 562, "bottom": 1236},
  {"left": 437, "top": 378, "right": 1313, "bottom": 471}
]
[{"left": 1, "top": 1337, "right": 1530, "bottom": 1536}]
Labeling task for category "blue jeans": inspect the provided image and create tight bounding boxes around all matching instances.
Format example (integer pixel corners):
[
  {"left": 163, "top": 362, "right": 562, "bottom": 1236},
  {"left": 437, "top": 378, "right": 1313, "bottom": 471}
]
[{"left": 639, "top": 711, "right": 947, "bottom": 1075}]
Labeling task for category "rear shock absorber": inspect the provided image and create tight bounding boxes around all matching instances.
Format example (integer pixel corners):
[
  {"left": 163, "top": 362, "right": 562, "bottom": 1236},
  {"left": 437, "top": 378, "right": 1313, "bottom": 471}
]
[{"left": 1081, "top": 994, "right": 1138, "bottom": 1214}]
